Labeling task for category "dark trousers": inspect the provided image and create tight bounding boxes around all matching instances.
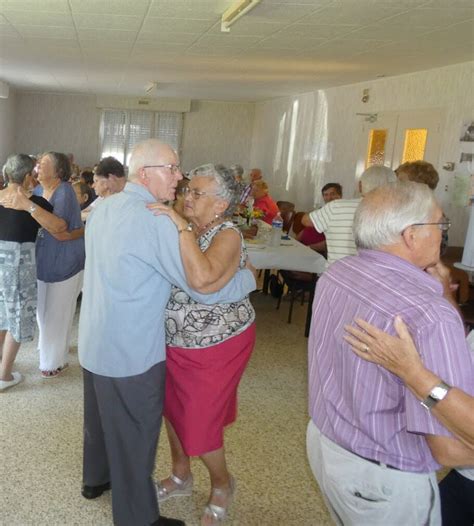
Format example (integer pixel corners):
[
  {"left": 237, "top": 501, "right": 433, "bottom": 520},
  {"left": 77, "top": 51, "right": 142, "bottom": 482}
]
[
  {"left": 83, "top": 362, "right": 166, "bottom": 526},
  {"left": 439, "top": 469, "right": 474, "bottom": 526}
]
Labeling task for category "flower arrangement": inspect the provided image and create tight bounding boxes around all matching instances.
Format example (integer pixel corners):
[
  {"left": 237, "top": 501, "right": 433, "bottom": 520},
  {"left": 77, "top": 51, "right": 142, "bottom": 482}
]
[{"left": 244, "top": 205, "right": 264, "bottom": 225}]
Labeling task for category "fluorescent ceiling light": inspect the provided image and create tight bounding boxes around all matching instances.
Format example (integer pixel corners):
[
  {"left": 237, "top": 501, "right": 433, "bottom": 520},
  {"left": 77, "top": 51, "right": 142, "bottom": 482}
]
[{"left": 221, "top": 0, "right": 262, "bottom": 33}]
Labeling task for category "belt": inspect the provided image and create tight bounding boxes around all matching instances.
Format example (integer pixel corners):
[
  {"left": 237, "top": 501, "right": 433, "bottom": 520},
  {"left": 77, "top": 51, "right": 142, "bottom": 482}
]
[{"left": 353, "top": 451, "right": 400, "bottom": 471}]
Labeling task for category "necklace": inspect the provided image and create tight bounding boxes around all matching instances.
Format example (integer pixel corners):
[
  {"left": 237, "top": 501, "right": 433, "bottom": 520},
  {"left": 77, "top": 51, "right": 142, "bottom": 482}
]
[{"left": 196, "top": 215, "right": 225, "bottom": 237}]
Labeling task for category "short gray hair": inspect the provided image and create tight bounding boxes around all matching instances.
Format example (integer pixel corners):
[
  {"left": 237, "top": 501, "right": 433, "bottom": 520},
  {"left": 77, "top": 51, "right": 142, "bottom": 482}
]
[
  {"left": 3, "top": 154, "right": 35, "bottom": 184},
  {"left": 188, "top": 164, "right": 240, "bottom": 215},
  {"left": 354, "top": 181, "right": 436, "bottom": 249},
  {"left": 229, "top": 164, "right": 244, "bottom": 179},
  {"left": 360, "top": 165, "right": 397, "bottom": 194}
]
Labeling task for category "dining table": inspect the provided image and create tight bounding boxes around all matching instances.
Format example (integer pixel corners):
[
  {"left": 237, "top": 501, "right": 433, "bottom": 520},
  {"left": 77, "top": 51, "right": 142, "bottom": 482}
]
[{"left": 245, "top": 234, "right": 327, "bottom": 336}]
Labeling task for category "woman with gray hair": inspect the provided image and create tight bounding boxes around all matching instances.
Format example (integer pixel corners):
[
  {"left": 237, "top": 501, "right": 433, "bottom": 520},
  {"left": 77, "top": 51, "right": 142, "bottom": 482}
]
[
  {"left": 0, "top": 154, "right": 53, "bottom": 390},
  {"left": 148, "top": 164, "right": 256, "bottom": 525},
  {"left": 1, "top": 152, "right": 85, "bottom": 378}
]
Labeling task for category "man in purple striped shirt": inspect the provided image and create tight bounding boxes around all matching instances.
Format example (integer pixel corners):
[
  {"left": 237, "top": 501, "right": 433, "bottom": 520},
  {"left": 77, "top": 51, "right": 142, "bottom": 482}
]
[{"left": 307, "top": 181, "right": 474, "bottom": 525}]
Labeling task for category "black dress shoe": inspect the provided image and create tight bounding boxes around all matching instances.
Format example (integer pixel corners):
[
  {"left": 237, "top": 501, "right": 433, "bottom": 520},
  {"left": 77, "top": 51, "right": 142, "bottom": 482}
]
[
  {"left": 151, "top": 517, "right": 185, "bottom": 526},
  {"left": 81, "top": 482, "right": 111, "bottom": 499}
]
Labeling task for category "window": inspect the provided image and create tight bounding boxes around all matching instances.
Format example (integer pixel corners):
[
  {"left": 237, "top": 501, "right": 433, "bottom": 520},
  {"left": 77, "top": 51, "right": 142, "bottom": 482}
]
[
  {"left": 100, "top": 110, "right": 183, "bottom": 166},
  {"left": 401, "top": 128, "right": 427, "bottom": 163},
  {"left": 366, "top": 129, "right": 387, "bottom": 168}
]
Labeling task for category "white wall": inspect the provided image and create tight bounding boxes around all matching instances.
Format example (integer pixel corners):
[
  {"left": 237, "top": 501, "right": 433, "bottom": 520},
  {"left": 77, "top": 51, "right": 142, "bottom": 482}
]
[
  {"left": 251, "top": 61, "right": 474, "bottom": 245},
  {"left": 180, "top": 100, "right": 255, "bottom": 171},
  {"left": 15, "top": 92, "right": 100, "bottom": 167},
  {"left": 0, "top": 88, "right": 16, "bottom": 167},
  {"left": 14, "top": 93, "right": 255, "bottom": 173}
]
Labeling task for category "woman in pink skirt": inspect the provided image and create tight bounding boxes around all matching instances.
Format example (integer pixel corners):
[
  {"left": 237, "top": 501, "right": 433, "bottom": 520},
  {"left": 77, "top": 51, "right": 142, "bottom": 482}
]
[{"left": 149, "top": 164, "right": 256, "bottom": 525}]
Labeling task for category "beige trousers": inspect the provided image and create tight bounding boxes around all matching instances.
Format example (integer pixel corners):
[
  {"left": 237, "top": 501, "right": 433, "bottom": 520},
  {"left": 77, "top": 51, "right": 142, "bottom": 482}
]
[{"left": 306, "top": 420, "right": 441, "bottom": 526}]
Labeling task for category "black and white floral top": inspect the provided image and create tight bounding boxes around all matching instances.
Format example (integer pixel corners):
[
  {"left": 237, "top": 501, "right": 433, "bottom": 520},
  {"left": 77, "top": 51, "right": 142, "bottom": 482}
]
[{"left": 165, "top": 221, "right": 255, "bottom": 348}]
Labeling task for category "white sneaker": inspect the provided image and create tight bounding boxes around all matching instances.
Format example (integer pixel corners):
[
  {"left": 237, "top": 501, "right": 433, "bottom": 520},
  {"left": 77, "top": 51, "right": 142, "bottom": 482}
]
[{"left": 0, "top": 372, "right": 23, "bottom": 391}]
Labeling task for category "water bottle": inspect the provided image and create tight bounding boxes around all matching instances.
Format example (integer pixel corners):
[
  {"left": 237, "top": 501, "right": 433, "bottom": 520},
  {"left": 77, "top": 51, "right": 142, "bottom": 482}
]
[{"left": 270, "top": 212, "right": 283, "bottom": 247}]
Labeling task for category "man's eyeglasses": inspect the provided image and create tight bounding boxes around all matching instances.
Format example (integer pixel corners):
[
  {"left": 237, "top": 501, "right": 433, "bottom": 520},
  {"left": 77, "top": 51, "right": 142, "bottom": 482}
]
[
  {"left": 143, "top": 164, "right": 181, "bottom": 173},
  {"left": 182, "top": 187, "right": 219, "bottom": 200},
  {"left": 411, "top": 221, "right": 451, "bottom": 232}
]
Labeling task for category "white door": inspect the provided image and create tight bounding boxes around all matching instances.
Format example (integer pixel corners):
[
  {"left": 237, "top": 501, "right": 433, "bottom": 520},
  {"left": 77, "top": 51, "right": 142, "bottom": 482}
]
[
  {"left": 355, "top": 108, "right": 444, "bottom": 175},
  {"left": 355, "top": 111, "right": 398, "bottom": 179},
  {"left": 391, "top": 109, "right": 443, "bottom": 169}
]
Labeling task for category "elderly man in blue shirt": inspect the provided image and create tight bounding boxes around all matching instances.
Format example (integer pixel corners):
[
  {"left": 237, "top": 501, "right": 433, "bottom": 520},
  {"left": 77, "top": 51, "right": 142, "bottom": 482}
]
[{"left": 78, "top": 139, "right": 256, "bottom": 526}]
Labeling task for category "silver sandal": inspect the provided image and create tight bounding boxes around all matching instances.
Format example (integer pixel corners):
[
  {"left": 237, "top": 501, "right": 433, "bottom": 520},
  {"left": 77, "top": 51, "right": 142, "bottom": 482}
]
[
  {"left": 201, "top": 476, "right": 236, "bottom": 524},
  {"left": 156, "top": 473, "right": 193, "bottom": 503}
]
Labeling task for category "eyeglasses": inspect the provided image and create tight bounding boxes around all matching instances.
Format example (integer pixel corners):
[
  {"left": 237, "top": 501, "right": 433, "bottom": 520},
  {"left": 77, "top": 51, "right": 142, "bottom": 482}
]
[
  {"left": 143, "top": 164, "right": 181, "bottom": 174},
  {"left": 410, "top": 221, "right": 451, "bottom": 232},
  {"left": 182, "top": 186, "right": 219, "bottom": 200}
]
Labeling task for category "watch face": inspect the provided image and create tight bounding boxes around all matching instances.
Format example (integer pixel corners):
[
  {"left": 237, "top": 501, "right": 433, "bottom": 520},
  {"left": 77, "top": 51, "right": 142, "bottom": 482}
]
[{"left": 431, "top": 386, "right": 448, "bottom": 400}]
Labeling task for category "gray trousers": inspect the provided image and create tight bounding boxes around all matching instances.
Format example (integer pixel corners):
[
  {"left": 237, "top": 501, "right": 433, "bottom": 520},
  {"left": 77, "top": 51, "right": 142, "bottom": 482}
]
[{"left": 82, "top": 362, "right": 166, "bottom": 526}]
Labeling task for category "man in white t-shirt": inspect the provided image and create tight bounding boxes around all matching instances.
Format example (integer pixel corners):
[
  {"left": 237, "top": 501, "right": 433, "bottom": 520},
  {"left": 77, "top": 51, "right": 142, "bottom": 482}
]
[{"left": 302, "top": 166, "right": 396, "bottom": 265}]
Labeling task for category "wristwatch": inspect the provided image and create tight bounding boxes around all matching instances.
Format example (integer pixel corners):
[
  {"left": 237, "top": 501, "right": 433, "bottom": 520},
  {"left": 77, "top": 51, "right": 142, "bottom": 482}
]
[
  {"left": 28, "top": 203, "right": 37, "bottom": 214},
  {"left": 178, "top": 223, "right": 193, "bottom": 234},
  {"left": 420, "top": 381, "right": 451, "bottom": 410}
]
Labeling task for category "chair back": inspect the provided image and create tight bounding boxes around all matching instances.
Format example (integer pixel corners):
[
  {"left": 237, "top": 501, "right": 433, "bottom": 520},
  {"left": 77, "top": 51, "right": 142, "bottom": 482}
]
[
  {"left": 277, "top": 201, "right": 295, "bottom": 213},
  {"left": 280, "top": 209, "right": 295, "bottom": 233},
  {"left": 292, "top": 211, "right": 306, "bottom": 236}
]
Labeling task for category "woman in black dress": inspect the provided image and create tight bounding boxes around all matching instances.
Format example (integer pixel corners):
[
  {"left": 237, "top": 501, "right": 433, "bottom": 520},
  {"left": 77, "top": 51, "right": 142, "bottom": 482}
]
[{"left": 0, "top": 154, "right": 53, "bottom": 390}]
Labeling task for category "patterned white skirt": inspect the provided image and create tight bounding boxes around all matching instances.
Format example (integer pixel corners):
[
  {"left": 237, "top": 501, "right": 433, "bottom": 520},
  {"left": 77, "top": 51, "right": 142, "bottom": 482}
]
[{"left": 0, "top": 240, "right": 37, "bottom": 343}]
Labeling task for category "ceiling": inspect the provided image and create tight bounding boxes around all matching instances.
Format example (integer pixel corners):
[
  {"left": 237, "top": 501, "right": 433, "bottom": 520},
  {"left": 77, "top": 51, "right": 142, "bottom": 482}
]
[{"left": 0, "top": 0, "right": 473, "bottom": 102}]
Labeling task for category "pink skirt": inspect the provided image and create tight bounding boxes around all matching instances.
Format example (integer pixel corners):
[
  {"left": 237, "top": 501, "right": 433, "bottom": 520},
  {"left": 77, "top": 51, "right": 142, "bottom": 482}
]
[{"left": 164, "top": 323, "right": 256, "bottom": 456}]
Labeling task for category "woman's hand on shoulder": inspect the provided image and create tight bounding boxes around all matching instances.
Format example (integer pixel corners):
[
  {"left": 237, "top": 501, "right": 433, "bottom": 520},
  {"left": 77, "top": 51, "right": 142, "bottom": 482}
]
[
  {"left": 147, "top": 202, "right": 188, "bottom": 230},
  {"left": 0, "top": 187, "right": 31, "bottom": 211}
]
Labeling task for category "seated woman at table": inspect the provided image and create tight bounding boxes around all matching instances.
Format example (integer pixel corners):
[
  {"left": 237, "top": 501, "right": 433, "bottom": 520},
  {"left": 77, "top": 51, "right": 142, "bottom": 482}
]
[
  {"left": 148, "top": 164, "right": 256, "bottom": 526},
  {"left": 251, "top": 179, "right": 279, "bottom": 225}
]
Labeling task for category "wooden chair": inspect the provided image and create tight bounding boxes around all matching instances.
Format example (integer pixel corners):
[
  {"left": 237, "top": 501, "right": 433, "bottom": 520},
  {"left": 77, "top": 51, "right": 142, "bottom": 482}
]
[
  {"left": 280, "top": 209, "right": 295, "bottom": 233},
  {"left": 276, "top": 270, "right": 318, "bottom": 324},
  {"left": 276, "top": 201, "right": 296, "bottom": 233},
  {"left": 292, "top": 211, "right": 306, "bottom": 236}
]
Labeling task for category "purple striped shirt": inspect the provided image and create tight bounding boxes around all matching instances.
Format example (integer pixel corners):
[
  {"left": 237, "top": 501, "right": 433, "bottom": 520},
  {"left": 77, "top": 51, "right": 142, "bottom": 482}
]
[{"left": 308, "top": 249, "right": 474, "bottom": 473}]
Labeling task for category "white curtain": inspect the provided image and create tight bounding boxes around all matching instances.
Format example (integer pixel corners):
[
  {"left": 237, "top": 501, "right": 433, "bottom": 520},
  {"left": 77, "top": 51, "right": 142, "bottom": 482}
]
[{"left": 257, "top": 90, "right": 329, "bottom": 210}]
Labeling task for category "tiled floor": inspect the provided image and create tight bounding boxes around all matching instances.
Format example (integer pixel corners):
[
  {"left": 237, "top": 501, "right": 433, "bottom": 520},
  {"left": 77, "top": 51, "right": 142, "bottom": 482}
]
[{"left": 1, "top": 291, "right": 332, "bottom": 526}]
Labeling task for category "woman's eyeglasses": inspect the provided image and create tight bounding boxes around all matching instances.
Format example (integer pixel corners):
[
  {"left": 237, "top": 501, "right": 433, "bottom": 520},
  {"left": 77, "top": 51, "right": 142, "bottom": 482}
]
[{"left": 181, "top": 187, "right": 219, "bottom": 200}]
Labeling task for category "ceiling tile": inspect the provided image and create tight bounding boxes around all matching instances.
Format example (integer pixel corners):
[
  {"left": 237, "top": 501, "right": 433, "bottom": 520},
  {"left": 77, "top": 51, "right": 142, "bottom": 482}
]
[
  {"left": 148, "top": 0, "right": 234, "bottom": 20},
  {"left": 0, "top": 0, "right": 69, "bottom": 13},
  {"left": 387, "top": 7, "right": 474, "bottom": 28},
  {"left": 262, "top": 0, "right": 332, "bottom": 5},
  {"left": 73, "top": 13, "right": 142, "bottom": 31},
  {"left": 15, "top": 25, "right": 76, "bottom": 39},
  {"left": 419, "top": 0, "right": 474, "bottom": 9},
  {"left": 0, "top": 23, "right": 19, "bottom": 36},
  {"left": 208, "top": 19, "right": 285, "bottom": 36},
  {"left": 80, "top": 40, "right": 134, "bottom": 51},
  {"left": 302, "top": 5, "right": 406, "bottom": 26},
  {"left": 77, "top": 28, "right": 136, "bottom": 42},
  {"left": 2, "top": 10, "right": 73, "bottom": 26},
  {"left": 70, "top": 0, "right": 150, "bottom": 16},
  {"left": 258, "top": 35, "right": 327, "bottom": 50},
  {"left": 247, "top": 3, "right": 322, "bottom": 23},
  {"left": 132, "top": 42, "right": 190, "bottom": 54},
  {"left": 280, "top": 24, "right": 357, "bottom": 39},
  {"left": 196, "top": 34, "right": 262, "bottom": 47},
  {"left": 142, "top": 17, "right": 214, "bottom": 33},
  {"left": 349, "top": 23, "right": 433, "bottom": 41},
  {"left": 137, "top": 31, "right": 200, "bottom": 45}
]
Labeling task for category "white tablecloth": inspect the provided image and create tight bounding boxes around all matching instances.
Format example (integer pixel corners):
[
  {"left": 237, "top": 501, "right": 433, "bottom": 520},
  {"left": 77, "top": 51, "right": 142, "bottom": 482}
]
[{"left": 246, "top": 237, "right": 327, "bottom": 274}]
